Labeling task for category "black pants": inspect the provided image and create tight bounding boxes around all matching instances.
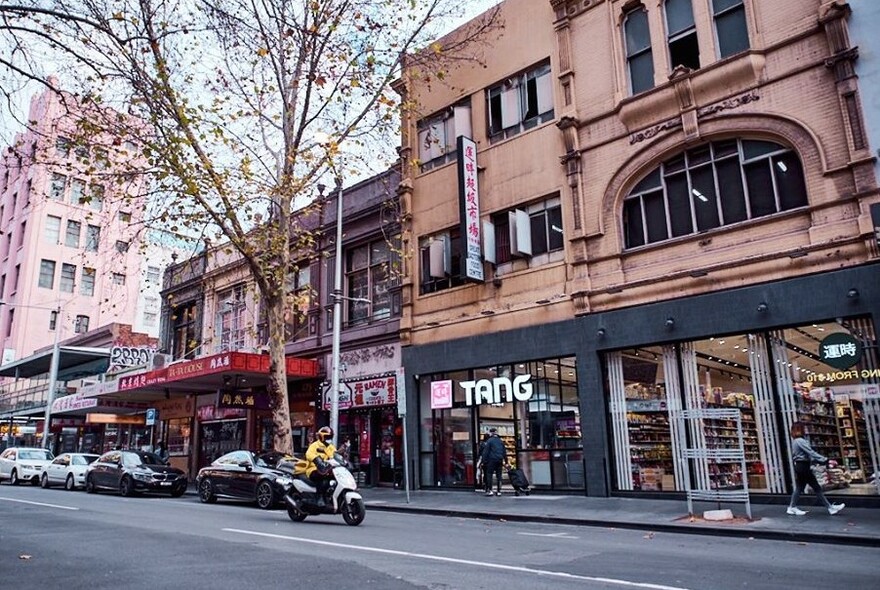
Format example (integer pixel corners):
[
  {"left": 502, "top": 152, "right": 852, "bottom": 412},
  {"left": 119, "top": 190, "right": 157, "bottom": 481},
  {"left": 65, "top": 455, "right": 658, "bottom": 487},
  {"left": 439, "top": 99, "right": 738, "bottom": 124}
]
[
  {"left": 484, "top": 460, "right": 503, "bottom": 493},
  {"left": 789, "top": 461, "right": 831, "bottom": 509}
]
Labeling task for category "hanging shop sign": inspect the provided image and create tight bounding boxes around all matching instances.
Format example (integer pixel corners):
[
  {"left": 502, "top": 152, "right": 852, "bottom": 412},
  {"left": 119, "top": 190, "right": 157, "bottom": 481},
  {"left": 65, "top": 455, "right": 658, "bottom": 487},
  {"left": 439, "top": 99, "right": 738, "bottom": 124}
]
[
  {"left": 818, "top": 332, "right": 862, "bottom": 370},
  {"left": 461, "top": 374, "right": 534, "bottom": 407},
  {"left": 322, "top": 374, "right": 397, "bottom": 411},
  {"left": 217, "top": 389, "right": 271, "bottom": 410},
  {"left": 457, "top": 136, "right": 484, "bottom": 282}
]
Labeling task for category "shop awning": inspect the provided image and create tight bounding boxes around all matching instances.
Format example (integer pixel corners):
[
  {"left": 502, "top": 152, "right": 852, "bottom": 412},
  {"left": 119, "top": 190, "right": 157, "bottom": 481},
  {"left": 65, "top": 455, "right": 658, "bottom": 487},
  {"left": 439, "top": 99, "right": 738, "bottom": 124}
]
[
  {"left": 0, "top": 346, "right": 110, "bottom": 379},
  {"left": 82, "top": 351, "right": 319, "bottom": 404}
]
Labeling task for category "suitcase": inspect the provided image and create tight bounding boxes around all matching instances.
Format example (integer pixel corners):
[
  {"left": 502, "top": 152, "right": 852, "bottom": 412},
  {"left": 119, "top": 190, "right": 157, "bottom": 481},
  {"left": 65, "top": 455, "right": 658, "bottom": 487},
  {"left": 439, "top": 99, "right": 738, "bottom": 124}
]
[{"left": 507, "top": 467, "right": 530, "bottom": 496}]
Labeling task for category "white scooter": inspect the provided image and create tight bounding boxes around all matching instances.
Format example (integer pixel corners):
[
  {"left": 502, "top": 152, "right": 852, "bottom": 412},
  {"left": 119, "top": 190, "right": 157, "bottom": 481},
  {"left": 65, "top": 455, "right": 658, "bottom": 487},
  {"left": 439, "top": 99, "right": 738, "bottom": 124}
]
[{"left": 281, "top": 455, "right": 365, "bottom": 526}]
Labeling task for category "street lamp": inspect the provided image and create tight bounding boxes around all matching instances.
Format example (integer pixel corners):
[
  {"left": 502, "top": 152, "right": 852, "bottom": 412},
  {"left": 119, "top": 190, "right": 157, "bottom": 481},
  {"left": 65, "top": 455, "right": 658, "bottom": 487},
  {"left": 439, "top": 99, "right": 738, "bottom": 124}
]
[
  {"left": 0, "top": 300, "right": 64, "bottom": 449},
  {"left": 329, "top": 176, "right": 344, "bottom": 447}
]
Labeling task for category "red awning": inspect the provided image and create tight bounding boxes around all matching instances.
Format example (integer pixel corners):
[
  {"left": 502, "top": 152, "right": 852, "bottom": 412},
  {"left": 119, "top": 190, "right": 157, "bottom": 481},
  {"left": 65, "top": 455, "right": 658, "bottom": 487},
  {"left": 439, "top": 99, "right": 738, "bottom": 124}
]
[{"left": 88, "top": 351, "right": 318, "bottom": 403}]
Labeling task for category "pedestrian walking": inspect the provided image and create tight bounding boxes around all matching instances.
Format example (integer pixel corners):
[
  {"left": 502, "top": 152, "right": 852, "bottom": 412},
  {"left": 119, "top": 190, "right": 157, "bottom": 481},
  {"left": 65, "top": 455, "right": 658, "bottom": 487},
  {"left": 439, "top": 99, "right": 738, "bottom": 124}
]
[
  {"left": 475, "top": 433, "right": 489, "bottom": 493},
  {"left": 787, "top": 421, "right": 844, "bottom": 516},
  {"left": 155, "top": 441, "right": 170, "bottom": 462},
  {"left": 479, "top": 428, "right": 506, "bottom": 496}
]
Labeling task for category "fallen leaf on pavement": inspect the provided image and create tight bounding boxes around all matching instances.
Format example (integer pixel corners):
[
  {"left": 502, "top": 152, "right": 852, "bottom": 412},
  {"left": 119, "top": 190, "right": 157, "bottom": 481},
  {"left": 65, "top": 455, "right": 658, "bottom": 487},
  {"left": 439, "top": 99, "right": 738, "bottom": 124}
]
[
  {"left": 643, "top": 532, "right": 655, "bottom": 539},
  {"left": 19, "top": 555, "right": 32, "bottom": 560}
]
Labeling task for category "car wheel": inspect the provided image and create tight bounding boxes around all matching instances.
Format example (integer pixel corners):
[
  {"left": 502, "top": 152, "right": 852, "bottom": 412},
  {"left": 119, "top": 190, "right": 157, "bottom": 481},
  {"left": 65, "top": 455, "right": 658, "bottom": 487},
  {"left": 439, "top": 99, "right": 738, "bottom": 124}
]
[
  {"left": 10, "top": 469, "right": 19, "bottom": 485},
  {"left": 198, "top": 478, "right": 217, "bottom": 504},
  {"left": 41, "top": 473, "right": 50, "bottom": 488},
  {"left": 119, "top": 476, "right": 134, "bottom": 497},
  {"left": 85, "top": 474, "right": 97, "bottom": 494},
  {"left": 65, "top": 474, "right": 76, "bottom": 491},
  {"left": 256, "top": 481, "right": 275, "bottom": 510}
]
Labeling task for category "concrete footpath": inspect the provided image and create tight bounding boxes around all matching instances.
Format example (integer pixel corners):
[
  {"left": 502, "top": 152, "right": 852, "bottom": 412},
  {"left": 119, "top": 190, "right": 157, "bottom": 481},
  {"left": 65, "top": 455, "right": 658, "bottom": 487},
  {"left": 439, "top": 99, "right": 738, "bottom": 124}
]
[{"left": 357, "top": 487, "right": 880, "bottom": 547}]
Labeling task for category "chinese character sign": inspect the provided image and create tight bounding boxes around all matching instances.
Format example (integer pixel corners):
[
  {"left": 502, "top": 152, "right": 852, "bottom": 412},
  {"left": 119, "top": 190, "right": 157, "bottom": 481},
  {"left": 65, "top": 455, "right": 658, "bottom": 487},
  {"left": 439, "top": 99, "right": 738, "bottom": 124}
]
[
  {"left": 457, "top": 136, "right": 484, "bottom": 282},
  {"left": 431, "top": 380, "right": 453, "bottom": 410},
  {"left": 818, "top": 332, "right": 862, "bottom": 370}
]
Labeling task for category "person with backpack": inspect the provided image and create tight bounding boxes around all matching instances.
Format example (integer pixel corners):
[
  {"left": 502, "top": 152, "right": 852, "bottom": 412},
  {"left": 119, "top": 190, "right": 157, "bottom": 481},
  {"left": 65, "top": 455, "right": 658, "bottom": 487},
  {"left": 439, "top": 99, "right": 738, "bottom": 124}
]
[{"left": 480, "top": 428, "right": 507, "bottom": 496}]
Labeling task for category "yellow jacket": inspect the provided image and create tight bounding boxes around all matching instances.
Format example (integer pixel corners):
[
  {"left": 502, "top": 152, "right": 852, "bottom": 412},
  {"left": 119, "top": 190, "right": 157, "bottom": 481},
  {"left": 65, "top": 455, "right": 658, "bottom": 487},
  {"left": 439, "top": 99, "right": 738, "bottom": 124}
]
[{"left": 304, "top": 439, "right": 337, "bottom": 477}]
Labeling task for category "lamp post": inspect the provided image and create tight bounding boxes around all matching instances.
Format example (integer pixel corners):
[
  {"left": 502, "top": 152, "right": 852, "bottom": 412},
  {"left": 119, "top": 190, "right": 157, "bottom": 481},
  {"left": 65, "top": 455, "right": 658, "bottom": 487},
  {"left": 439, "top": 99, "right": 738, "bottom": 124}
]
[
  {"left": 0, "top": 300, "right": 63, "bottom": 449},
  {"left": 329, "top": 176, "right": 344, "bottom": 447}
]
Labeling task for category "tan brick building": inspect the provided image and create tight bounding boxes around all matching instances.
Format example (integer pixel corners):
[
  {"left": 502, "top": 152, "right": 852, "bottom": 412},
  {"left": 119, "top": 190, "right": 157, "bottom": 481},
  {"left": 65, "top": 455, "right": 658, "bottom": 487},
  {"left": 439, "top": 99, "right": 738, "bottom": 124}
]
[{"left": 399, "top": 0, "right": 880, "bottom": 503}]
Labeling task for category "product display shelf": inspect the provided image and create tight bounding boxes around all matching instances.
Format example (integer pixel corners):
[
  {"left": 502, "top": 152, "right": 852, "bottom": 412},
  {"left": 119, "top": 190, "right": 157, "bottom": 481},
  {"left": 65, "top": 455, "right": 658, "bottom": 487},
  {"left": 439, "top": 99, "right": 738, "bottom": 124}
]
[
  {"left": 798, "top": 399, "right": 840, "bottom": 459},
  {"left": 627, "top": 408, "right": 673, "bottom": 490},
  {"left": 703, "top": 401, "right": 761, "bottom": 489},
  {"left": 836, "top": 400, "right": 869, "bottom": 482}
]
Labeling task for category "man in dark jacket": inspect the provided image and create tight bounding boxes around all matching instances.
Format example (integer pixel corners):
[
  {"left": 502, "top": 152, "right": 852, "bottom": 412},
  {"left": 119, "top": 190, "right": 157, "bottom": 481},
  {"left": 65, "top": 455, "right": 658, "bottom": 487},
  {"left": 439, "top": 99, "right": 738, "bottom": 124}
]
[{"left": 479, "top": 428, "right": 506, "bottom": 496}]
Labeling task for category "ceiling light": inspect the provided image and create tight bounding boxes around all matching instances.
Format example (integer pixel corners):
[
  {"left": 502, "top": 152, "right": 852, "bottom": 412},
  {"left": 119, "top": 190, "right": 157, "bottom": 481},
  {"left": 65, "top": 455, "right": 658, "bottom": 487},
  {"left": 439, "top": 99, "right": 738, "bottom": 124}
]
[
  {"left": 692, "top": 189, "right": 708, "bottom": 202},
  {"left": 776, "top": 161, "right": 788, "bottom": 172}
]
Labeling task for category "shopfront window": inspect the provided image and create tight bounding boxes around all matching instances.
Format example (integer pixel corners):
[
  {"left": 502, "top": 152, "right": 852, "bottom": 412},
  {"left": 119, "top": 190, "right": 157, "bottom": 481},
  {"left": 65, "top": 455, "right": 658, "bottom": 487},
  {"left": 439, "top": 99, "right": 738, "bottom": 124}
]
[
  {"left": 606, "top": 318, "right": 879, "bottom": 496},
  {"left": 166, "top": 418, "right": 191, "bottom": 456},
  {"left": 419, "top": 357, "right": 582, "bottom": 491}
]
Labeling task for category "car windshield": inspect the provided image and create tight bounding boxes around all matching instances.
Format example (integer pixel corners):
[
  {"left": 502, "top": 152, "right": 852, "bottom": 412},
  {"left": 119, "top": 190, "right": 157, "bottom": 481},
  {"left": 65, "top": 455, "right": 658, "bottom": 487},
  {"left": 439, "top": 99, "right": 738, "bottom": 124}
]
[
  {"left": 73, "top": 455, "right": 98, "bottom": 466},
  {"left": 19, "top": 450, "right": 52, "bottom": 461},
  {"left": 138, "top": 452, "right": 165, "bottom": 465}
]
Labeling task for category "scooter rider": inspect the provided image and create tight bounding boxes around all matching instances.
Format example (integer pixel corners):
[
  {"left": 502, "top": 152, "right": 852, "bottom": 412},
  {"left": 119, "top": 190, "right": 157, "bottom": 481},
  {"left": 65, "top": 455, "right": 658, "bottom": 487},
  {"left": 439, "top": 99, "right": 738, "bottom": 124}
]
[{"left": 305, "top": 426, "right": 337, "bottom": 506}]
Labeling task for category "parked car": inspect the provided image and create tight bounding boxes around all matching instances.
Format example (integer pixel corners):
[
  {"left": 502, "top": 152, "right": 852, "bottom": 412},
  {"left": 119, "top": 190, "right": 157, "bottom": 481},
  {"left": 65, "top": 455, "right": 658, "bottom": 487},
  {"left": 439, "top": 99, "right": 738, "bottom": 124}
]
[
  {"left": 196, "top": 450, "right": 294, "bottom": 509},
  {"left": 41, "top": 453, "right": 100, "bottom": 490},
  {"left": 0, "top": 447, "right": 54, "bottom": 485},
  {"left": 85, "top": 450, "right": 187, "bottom": 497}
]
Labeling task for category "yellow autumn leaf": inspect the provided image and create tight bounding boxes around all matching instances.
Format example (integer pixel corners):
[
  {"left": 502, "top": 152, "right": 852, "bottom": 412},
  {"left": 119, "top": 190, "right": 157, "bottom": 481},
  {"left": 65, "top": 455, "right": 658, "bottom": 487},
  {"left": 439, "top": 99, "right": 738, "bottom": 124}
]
[{"left": 257, "top": 47, "right": 269, "bottom": 57}]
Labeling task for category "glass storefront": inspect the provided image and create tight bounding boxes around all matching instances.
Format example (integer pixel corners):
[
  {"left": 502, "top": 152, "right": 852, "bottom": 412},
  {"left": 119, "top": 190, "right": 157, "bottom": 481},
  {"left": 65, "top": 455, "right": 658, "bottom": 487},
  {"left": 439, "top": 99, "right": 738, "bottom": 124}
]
[
  {"left": 606, "top": 318, "right": 879, "bottom": 496},
  {"left": 419, "top": 356, "right": 582, "bottom": 491}
]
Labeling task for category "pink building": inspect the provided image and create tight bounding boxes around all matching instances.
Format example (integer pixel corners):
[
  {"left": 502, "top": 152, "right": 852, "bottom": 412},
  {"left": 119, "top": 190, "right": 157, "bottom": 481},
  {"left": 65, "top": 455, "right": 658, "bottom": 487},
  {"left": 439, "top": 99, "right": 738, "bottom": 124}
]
[{"left": 0, "top": 87, "right": 148, "bottom": 363}]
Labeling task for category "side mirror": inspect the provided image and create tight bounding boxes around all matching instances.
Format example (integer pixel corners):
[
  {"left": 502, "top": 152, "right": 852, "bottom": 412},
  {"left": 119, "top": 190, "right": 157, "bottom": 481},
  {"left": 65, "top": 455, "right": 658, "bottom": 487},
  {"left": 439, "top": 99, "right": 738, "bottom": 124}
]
[{"left": 238, "top": 460, "right": 253, "bottom": 471}]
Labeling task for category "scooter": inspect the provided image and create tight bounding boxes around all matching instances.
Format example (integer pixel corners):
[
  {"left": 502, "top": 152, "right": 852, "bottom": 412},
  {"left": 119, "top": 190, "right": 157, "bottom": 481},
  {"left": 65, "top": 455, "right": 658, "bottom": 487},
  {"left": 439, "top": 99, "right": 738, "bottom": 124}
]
[{"left": 281, "top": 455, "right": 366, "bottom": 526}]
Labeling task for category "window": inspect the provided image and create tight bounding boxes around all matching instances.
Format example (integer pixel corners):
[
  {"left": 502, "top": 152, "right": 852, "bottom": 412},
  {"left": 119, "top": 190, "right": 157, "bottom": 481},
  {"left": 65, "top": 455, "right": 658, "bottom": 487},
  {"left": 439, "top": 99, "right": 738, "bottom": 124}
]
[
  {"left": 81, "top": 267, "right": 95, "bottom": 296},
  {"left": 85, "top": 225, "right": 100, "bottom": 252},
  {"left": 90, "top": 184, "right": 105, "bottom": 211},
  {"left": 74, "top": 144, "right": 89, "bottom": 160},
  {"left": 419, "top": 228, "right": 465, "bottom": 295},
  {"left": 144, "top": 296, "right": 159, "bottom": 327},
  {"left": 55, "top": 136, "right": 71, "bottom": 157},
  {"left": 18, "top": 220, "right": 26, "bottom": 249},
  {"left": 119, "top": 211, "right": 132, "bottom": 223},
  {"left": 116, "top": 240, "right": 129, "bottom": 253},
  {"left": 417, "top": 103, "right": 471, "bottom": 171},
  {"left": 487, "top": 62, "right": 553, "bottom": 142},
  {"left": 146, "top": 266, "right": 161, "bottom": 285},
  {"left": 713, "top": 0, "right": 749, "bottom": 58},
  {"left": 111, "top": 272, "right": 126, "bottom": 286},
  {"left": 12, "top": 264, "right": 19, "bottom": 293},
  {"left": 625, "top": 6, "right": 655, "bottom": 95},
  {"left": 38, "top": 259, "right": 56, "bottom": 289},
  {"left": 70, "top": 179, "right": 86, "bottom": 205},
  {"left": 216, "top": 286, "right": 246, "bottom": 352},
  {"left": 74, "top": 315, "right": 90, "bottom": 334},
  {"left": 0, "top": 274, "right": 4, "bottom": 298},
  {"left": 60, "top": 263, "right": 76, "bottom": 293},
  {"left": 5, "top": 309, "right": 12, "bottom": 337},
  {"left": 50, "top": 173, "right": 67, "bottom": 200},
  {"left": 345, "top": 239, "right": 397, "bottom": 326},
  {"left": 171, "top": 302, "right": 199, "bottom": 360},
  {"left": 623, "top": 139, "right": 808, "bottom": 248},
  {"left": 49, "top": 310, "right": 58, "bottom": 331},
  {"left": 285, "top": 265, "right": 312, "bottom": 340},
  {"left": 665, "top": 0, "right": 699, "bottom": 71},
  {"left": 65, "top": 220, "right": 81, "bottom": 248},
  {"left": 44, "top": 215, "right": 61, "bottom": 244},
  {"left": 491, "top": 197, "right": 564, "bottom": 264}
]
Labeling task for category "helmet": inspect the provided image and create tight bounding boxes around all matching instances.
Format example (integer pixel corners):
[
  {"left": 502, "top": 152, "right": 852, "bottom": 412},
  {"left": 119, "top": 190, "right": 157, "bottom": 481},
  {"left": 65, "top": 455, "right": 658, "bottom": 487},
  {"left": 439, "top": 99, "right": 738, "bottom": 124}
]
[{"left": 317, "top": 426, "right": 334, "bottom": 443}]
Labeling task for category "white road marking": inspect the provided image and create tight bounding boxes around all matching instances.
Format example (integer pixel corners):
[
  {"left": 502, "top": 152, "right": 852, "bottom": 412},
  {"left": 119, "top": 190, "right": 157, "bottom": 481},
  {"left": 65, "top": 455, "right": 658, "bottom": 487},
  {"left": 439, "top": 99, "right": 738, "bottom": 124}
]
[
  {"left": 0, "top": 497, "right": 79, "bottom": 511},
  {"left": 223, "top": 527, "right": 693, "bottom": 590},
  {"left": 517, "top": 531, "right": 578, "bottom": 539}
]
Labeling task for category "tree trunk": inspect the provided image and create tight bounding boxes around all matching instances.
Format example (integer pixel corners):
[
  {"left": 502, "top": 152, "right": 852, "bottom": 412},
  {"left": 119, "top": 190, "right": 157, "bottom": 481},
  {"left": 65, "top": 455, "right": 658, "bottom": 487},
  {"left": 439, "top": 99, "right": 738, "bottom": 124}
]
[{"left": 265, "top": 295, "right": 293, "bottom": 454}]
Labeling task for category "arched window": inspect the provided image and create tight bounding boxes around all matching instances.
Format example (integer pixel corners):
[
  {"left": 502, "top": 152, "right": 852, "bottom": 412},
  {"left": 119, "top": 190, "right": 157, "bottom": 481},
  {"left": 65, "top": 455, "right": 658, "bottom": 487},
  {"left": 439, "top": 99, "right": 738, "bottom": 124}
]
[{"left": 623, "top": 139, "right": 807, "bottom": 248}]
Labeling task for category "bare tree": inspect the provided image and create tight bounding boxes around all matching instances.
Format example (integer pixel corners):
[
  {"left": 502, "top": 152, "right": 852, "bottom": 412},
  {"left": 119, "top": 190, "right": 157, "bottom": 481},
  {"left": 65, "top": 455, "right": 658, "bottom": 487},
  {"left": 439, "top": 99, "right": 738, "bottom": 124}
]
[{"left": 0, "top": 0, "right": 501, "bottom": 453}]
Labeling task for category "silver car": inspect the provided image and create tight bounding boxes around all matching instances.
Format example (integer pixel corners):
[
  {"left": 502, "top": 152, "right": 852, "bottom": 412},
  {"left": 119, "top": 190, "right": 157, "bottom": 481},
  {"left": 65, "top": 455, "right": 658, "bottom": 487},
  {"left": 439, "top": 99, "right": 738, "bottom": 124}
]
[
  {"left": 41, "top": 453, "right": 100, "bottom": 490},
  {"left": 0, "top": 447, "right": 55, "bottom": 485}
]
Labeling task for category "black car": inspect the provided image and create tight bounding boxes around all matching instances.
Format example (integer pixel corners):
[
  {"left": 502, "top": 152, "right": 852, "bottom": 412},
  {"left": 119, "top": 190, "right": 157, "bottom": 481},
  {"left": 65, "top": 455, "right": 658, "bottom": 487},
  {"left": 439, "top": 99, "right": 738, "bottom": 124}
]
[
  {"left": 85, "top": 450, "right": 187, "bottom": 497},
  {"left": 196, "top": 450, "right": 294, "bottom": 509}
]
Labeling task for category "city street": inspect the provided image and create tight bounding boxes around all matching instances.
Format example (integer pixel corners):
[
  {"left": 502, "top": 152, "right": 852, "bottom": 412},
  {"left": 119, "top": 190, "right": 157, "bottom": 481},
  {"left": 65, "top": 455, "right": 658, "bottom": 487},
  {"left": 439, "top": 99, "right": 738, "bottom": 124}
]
[{"left": 1, "top": 484, "right": 876, "bottom": 590}]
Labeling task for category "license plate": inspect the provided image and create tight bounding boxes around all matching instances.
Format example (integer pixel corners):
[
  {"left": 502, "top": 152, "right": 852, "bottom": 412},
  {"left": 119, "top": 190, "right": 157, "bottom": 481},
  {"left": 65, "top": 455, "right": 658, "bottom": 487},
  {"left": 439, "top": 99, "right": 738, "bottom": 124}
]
[{"left": 160, "top": 482, "right": 172, "bottom": 486}]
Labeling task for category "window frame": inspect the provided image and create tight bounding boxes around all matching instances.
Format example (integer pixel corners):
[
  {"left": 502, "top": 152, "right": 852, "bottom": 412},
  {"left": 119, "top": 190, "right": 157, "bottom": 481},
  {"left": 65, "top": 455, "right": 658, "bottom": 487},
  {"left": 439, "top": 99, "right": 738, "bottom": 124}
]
[
  {"left": 65, "top": 220, "right": 81, "bottom": 248},
  {"left": 85, "top": 225, "right": 100, "bottom": 252},
  {"left": 486, "top": 61, "right": 554, "bottom": 143},
  {"left": 624, "top": 6, "right": 655, "bottom": 95},
  {"left": 216, "top": 285, "right": 247, "bottom": 353},
  {"left": 665, "top": 0, "right": 700, "bottom": 71},
  {"left": 712, "top": 0, "right": 750, "bottom": 58},
  {"left": 60, "top": 263, "right": 77, "bottom": 293},
  {"left": 344, "top": 238, "right": 398, "bottom": 327},
  {"left": 171, "top": 302, "right": 198, "bottom": 360},
  {"left": 81, "top": 267, "right": 96, "bottom": 296},
  {"left": 419, "top": 228, "right": 465, "bottom": 295},
  {"left": 44, "top": 215, "right": 61, "bottom": 245},
  {"left": 622, "top": 139, "right": 808, "bottom": 249},
  {"left": 38, "top": 259, "right": 56, "bottom": 289},
  {"left": 74, "top": 315, "right": 90, "bottom": 334}
]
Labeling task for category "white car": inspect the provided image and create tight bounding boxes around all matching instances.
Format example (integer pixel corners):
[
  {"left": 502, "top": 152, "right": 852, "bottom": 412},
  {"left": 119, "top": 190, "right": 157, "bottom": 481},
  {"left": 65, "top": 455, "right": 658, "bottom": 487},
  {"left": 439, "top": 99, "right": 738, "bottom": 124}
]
[
  {"left": 41, "top": 453, "right": 100, "bottom": 490},
  {"left": 0, "top": 447, "right": 55, "bottom": 486}
]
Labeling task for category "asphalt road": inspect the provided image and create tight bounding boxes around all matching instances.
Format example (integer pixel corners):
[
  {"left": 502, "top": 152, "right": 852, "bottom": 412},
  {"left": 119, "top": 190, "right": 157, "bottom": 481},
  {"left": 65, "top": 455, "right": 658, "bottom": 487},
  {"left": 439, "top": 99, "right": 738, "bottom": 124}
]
[{"left": 0, "top": 483, "right": 876, "bottom": 590}]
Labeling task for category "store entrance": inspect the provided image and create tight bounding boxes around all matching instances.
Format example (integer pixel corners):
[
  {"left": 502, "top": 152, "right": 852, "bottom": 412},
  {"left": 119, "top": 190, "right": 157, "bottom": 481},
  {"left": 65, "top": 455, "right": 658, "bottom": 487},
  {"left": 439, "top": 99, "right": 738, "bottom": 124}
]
[{"left": 339, "top": 408, "right": 401, "bottom": 488}]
